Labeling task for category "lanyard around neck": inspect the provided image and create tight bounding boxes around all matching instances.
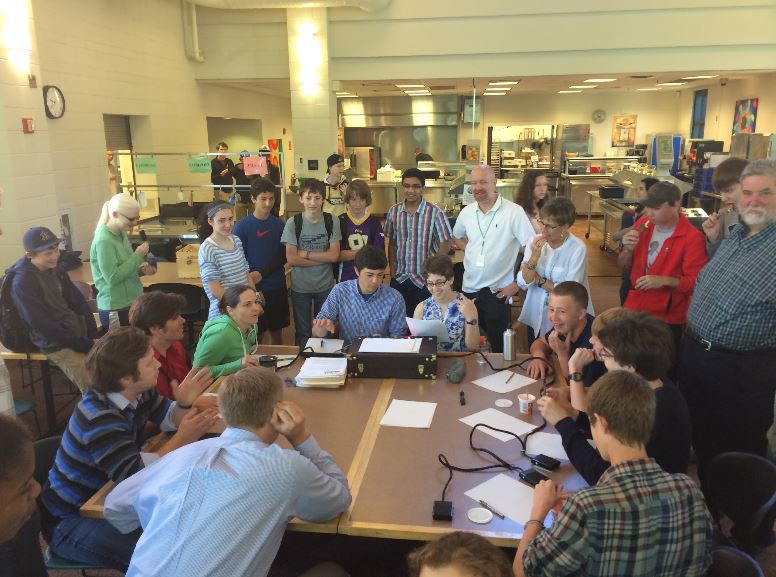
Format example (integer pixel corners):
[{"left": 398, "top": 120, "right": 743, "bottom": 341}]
[{"left": 476, "top": 205, "right": 499, "bottom": 249}]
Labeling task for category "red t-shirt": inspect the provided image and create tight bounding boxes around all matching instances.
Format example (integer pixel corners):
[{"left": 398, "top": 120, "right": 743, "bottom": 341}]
[{"left": 154, "top": 341, "right": 190, "bottom": 400}]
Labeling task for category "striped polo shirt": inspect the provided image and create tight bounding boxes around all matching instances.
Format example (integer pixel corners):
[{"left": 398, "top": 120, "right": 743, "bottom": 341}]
[
  {"left": 41, "top": 388, "right": 174, "bottom": 519},
  {"left": 384, "top": 198, "right": 452, "bottom": 288},
  {"left": 199, "top": 235, "right": 251, "bottom": 319}
]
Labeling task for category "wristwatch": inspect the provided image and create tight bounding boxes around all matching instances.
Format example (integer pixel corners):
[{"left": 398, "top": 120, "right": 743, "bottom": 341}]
[
  {"left": 526, "top": 262, "right": 537, "bottom": 271},
  {"left": 567, "top": 372, "right": 584, "bottom": 382},
  {"left": 465, "top": 318, "right": 478, "bottom": 326},
  {"left": 537, "top": 277, "right": 547, "bottom": 287}
]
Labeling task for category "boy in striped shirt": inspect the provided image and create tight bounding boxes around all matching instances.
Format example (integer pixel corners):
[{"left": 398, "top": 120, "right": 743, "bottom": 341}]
[{"left": 39, "top": 327, "right": 219, "bottom": 571}]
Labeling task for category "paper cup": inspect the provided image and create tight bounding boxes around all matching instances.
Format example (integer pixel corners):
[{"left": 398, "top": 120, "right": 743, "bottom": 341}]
[{"left": 518, "top": 393, "right": 536, "bottom": 415}]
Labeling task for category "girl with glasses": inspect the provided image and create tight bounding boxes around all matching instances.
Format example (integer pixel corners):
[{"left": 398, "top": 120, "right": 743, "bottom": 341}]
[
  {"left": 413, "top": 255, "right": 479, "bottom": 352},
  {"left": 90, "top": 193, "right": 154, "bottom": 329},
  {"left": 517, "top": 197, "right": 593, "bottom": 345}
]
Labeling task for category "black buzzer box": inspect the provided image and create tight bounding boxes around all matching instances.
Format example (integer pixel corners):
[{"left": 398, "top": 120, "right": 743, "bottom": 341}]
[{"left": 347, "top": 337, "right": 438, "bottom": 379}]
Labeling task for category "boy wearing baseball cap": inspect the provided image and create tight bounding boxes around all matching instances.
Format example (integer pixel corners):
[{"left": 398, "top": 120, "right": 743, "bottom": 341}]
[{"left": 6, "top": 227, "right": 98, "bottom": 391}]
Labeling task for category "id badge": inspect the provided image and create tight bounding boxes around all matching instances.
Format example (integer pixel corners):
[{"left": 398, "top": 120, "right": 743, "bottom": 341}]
[{"left": 476, "top": 252, "right": 485, "bottom": 267}]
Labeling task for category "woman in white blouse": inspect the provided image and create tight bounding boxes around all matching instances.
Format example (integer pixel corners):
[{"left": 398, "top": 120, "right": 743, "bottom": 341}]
[{"left": 517, "top": 197, "right": 593, "bottom": 344}]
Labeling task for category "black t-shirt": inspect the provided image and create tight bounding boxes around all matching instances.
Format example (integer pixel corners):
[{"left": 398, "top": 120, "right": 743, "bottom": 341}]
[
  {"left": 545, "top": 313, "right": 606, "bottom": 387},
  {"left": 210, "top": 157, "right": 235, "bottom": 188},
  {"left": 0, "top": 509, "right": 47, "bottom": 577}
]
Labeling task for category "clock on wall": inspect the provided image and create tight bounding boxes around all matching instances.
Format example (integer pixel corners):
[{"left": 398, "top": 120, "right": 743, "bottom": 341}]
[
  {"left": 42, "top": 85, "right": 65, "bottom": 119},
  {"left": 591, "top": 109, "right": 607, "bottom": 124}
]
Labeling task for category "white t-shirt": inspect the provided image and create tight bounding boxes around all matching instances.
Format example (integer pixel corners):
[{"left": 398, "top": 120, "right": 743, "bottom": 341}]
[
  {"left": 647, "top": 225, "right": 676, "bottom": 270},
  {"left": 453, "top": 196, "right": 534, "bottom": 292}
]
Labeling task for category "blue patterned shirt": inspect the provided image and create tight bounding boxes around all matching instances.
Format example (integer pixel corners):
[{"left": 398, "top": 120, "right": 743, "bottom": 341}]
[
  {"left": 687, "top": 222, "right": 776, "bottom": 349},
  {"left": 105, "top": 428, "right": 351, "bottom": 577},
  {"left": 523, "top": 459, "right": 713, "bottom": 577},
  {"left": 384, "top": 199, "right": 452, "bottom": 288},
  {"left": 420, "top": 294, "right": 467, "bottom": 352},
  {"left": 199, "top": 236, "right": 251, "bottom": 319},
  {"left": 316, "top": 280, "right": 407, "bottom": 345}
]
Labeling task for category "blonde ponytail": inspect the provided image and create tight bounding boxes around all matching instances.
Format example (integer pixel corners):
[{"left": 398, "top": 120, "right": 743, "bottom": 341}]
[
  {"left": 95, "top": 193, "right": 140, "bottom": 233},
  {"left": 95, "top": 200, "right": 111, "bottom": 233}
]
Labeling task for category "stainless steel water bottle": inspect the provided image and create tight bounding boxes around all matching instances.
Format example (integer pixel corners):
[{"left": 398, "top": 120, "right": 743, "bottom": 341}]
[{"left": 503, "top": 328, "right": 515, "bottom": 361}]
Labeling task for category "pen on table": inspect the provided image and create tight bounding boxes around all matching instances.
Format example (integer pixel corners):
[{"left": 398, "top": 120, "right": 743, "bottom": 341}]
[
  {"left": 459, "top": 391, "right": 466, "bottom": 406},
  {"left": 506, "top": 372, "right": 515, "bottom": 383},
  {"left": 320, "top": 339, "right": 324, "bottom": 349},
  {"left": 478, "top": 499, "right": 505, "bottom": 520}
]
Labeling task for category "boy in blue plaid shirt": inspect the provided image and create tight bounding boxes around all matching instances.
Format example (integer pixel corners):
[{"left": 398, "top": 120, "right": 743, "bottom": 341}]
[{"left": 515, "top": 371, "right": 713, "bottom": 577}]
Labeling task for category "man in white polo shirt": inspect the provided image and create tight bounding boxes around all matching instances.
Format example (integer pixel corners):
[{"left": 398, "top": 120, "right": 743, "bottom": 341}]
[{"left": 453, "top": 164, "right": 534, "bottom": 352}]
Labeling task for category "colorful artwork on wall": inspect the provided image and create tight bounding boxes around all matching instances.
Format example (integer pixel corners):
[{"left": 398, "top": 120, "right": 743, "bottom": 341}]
[
  {"left": 611, "top": 114, "right": 638, "bottom": 147},
  {"left": 732, "top": 98, "right": 758, "bottom": 134}
]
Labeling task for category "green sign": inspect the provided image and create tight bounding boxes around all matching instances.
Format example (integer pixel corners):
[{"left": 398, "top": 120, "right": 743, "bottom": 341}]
[
  {"left": 135, "top": 156, "right": 157, "bottom": 174},
  {"left": 188, "top": 157, "right": 211, "bottom": 173}
]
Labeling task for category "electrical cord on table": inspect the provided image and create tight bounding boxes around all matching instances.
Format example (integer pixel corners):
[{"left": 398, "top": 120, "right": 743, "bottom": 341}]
[{"left": 438, "top": 420, "right": 548, "bottom": 501}]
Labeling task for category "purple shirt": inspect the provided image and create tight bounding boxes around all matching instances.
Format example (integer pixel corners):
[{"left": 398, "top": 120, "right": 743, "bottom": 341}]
[{"left": 338, "top": 212, "right": 385, "bottom": 281}]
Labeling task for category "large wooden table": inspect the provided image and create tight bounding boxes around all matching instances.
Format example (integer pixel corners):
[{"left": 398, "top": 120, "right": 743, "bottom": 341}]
[
  {"left": 81, "top": 346, "right": 585, "bottom": 546},
  {"left": 68, "top": 262, "right": 203, "bottom": 288}
]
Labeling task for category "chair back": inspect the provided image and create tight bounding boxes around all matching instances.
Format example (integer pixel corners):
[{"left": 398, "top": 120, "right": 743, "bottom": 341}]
[
  {"left": 72, "top": 280, "right": 93, "bottom": 301},
  {"left": 146, "top": 283, "right": 205, "bottom": 317},
  {"left": 706, "top": 546, "right": 764, "bottom": 577},
  {"left": 32, "top": 435, "right": 62, "bottom": 487},
  {"left": 704, "top": 452, "right": 776, "bottom": 553}
]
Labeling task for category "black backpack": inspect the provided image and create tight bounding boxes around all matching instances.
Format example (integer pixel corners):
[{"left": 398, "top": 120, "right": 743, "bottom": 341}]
[
  {"left": 0, "top": 271, "right": 35, "bottom": 353},
  {"left": 293, "top": 212, "right": 338, "bottom": 279}
]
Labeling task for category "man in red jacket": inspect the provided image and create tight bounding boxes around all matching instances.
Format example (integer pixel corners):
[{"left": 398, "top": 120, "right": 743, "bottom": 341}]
[{"left": 618, "top": 182, "right": 707, "bottom": 365}]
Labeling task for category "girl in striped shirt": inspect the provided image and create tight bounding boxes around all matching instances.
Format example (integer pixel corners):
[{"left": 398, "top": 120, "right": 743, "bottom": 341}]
[{"left": 197, "top": 201, "right": 253, "bottom": 319}]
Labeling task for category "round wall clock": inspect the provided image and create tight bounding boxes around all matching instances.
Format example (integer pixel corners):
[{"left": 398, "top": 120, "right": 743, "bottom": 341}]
[
  {"left": 591, "top": 109, "right": 607, "bottom": 124},
  {"left": 43, "top": 85, "right": 65, "bottom": 119}
]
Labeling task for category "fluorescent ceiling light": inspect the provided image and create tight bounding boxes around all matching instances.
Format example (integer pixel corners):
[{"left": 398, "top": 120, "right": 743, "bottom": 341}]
[
  {"left": 408, "top": 93, "right": 431, "bottom": 96},
  {"left": 585, "top": 78, "right": 616, "bottom": 83},
  {"left": 657, "top": 82, "right": 687, "bottom": 86},
  {"left": 637, "top": 88, "right": 661, "bottom": 91},
  {"left": 569, "top": 85, "right": 596, "bottom": 89},
  {"left": 335, "top": 92, "right": 350, "bottom": 95},
  {"left": 404, "top": 90, "right": 431, "bottom": 94},
  {"left": 396, "top": 84, "right": 425, "bottom": 88},
  {"left": 682, "top": 75, "right": 718, "bottom": 80},
  {"left": 336, "top": 94, "right": 358, "bottom": 98},
  {"left": 483, "top": 92, "right": 506, "bottom": 96},
  {"left": 488, "top": 81, "right": 519, "bottom": 86},
  {"left": 485, "top": 87, "right": 511, "bottom": 91},
  {"left": 558, "top": 90, "right": 582, "bottom": 94}
]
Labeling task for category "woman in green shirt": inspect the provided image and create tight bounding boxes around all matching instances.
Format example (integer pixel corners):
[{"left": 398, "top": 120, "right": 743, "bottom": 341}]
[
  {"left": 194, "top": 285, "right": 264, "bottom": 377},
  {"left": 90, "top": 193, "right": 154, "bottom": 329}
]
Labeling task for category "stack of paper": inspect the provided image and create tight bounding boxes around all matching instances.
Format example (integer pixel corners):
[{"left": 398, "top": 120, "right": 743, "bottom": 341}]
[
  {"left": 359, "top": 338, "right": 422, "bottom": 353},
  {"left": 295, "top": 357, "right": 347, "bottom": 388}
]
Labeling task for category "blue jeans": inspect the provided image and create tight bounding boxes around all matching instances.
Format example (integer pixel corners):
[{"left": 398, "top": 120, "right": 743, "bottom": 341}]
[
  {"left": 47, "top": 516, "right": 141, "bottom": 571},
  {"left": 98, "top": 308, "right": 130, "bottom": 331},
  {"left": 289, "top": 288, "right": 332, "bottom": 348}
]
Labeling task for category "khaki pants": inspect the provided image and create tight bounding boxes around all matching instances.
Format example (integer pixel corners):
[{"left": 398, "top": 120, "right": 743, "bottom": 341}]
[{"left": 46, "top": 348, "right": 89, "bottom": 393}]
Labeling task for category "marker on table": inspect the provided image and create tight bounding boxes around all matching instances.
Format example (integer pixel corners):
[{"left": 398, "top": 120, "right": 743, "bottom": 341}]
[
  {"left": 505, "top": 372, "right": 515, "bottom": 383},
  {"left": 478, "top": 499, "right": 505, "bottom": 520},
  {"left": 459, "top": 391, "right": 466, "bottom": 406}
]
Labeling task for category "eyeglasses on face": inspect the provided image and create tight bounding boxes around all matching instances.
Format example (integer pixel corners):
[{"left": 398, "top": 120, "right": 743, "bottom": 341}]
[
  {"left": 425, "top": 279, "right": 449, "bottom": 289},
  {"left": 118, "top": 212, "right": 139, "bottom": 223},
  {"left": 537, "top": 219, "right": 562, "bottom": 230},
  {"left": 402, "top": 183, "right": 423, "bottom": 190}
]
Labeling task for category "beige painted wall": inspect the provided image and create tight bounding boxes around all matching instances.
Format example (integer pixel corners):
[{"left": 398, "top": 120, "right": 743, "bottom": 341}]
[{"left": 0, "top": 0, "right": 292, "bottom": 267}]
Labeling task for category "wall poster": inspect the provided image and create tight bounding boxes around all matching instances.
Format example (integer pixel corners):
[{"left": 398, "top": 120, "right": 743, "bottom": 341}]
[
  {"left": 732, "top": 98, "right": 758, "bottom": 134},
  {"left": 611, "top": 114, "right": 637, "bottom": 147}
]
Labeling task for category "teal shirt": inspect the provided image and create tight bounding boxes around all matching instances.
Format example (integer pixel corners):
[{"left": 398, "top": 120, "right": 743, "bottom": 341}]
[
  {"left": 194, "top": 314, "right": 258, "bottom": 378},
  {"left": 90, "top": 224, "right": 144, "bottom": 311}
]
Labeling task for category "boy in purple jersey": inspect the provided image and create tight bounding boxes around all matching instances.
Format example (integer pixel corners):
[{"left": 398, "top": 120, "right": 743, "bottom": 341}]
[
  {"left": 234, "top": 177, "right": 289, "bottom": 344},
  {"left": 338, "top": 180, "right": 385, "bottom": 282}
]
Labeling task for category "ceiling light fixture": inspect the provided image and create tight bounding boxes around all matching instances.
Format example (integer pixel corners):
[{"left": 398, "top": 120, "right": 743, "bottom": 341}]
[
  {"left": 404, "top": 90, "right": 431, "bottom": 94},
  {"left": 681, "top": 75, "right": 718, "bottom": 80},
  {"left": 558, "top": 90, "right": 582, "bottom": 94},
  {"left": 484, "top": 87, "right": 511, "bottom": 91},
  {"left": 585, "top": 78, "right": 616, "bottom": 82},
  {"left": 569, "top": 85, "right": 596, "bottom": 89},
  {"left": 336, "top": 94, "right": 358, "bottom": 98},
  {"left": 483, "top": 92, "right": 506, "bottom": 96},
  {"left": 396, "top": 84, "right": 425, "bottom": 88},
  {"left": 335, "top": 92, "right": 350, "bottom": 95},
  {"left": 488, "top": 81, "right": 519, "bottom": 86},
  {"left": 657, "top": 82, "right": 687, "bottom": 86},
  {"left": 637, "top": 88, "right": 661, "bottom": 91}
]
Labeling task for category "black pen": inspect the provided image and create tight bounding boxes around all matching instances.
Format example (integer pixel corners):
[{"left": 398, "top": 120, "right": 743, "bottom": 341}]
[
  {"left": 478, "top": 499, "right": 505, "bottom": 519},
  {"left": 459, "top": 391, "right": 466, "bottom": 406}
]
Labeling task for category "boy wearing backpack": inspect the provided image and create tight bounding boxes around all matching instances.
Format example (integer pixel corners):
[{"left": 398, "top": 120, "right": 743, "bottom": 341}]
[
  {"left": 5, "top": 227, "right": 98, "bottom": 391},
  {"left": 281, "top": 179, "right": 341, "bottom": 347}
]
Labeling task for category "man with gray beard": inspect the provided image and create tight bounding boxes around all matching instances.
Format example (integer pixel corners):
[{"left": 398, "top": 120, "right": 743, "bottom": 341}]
[{"left": 680, "top": 158, "right": 776, "bottom": 479}]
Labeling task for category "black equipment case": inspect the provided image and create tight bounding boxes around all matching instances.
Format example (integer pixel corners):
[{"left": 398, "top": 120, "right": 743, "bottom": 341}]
[{"left": 347, "top": 337, "right": 438, "bottom": 380}]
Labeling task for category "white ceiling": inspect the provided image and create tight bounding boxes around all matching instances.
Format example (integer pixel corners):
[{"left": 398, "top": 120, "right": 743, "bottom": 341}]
[{"left": 208, "top": 70, "right": 774, "bottom": 98}]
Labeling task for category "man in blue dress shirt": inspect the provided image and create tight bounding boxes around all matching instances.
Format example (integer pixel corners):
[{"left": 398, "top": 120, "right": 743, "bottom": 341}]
[
  {"left": 105, "top": 366, "right": 352, "bottom": 577},
  {"left": 312, "top": 245, "right": 407, "bottom": 345}
]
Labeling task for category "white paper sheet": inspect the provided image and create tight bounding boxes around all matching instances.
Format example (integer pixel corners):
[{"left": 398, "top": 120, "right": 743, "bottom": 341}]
[
  {"left": 276, "top": 355, "right": 297, "bottom": 369},
  {"left": 304, "top": 338, "right": 345, "bottom": 354},
  {"left": 524, "top": 431, "right": 568, "bottom": 462},
  {"left": 472, "top": 370, "right": 535, "bottom": 394},
  {"left": 297, "top": 357, "right": 348, "bottom": 378},
  {"left": 464, "top": 473, "right": 550, "bottom": 527},
  {"left": 459, "top": 408, "right": 536, "bottom": 441},
  {"left": 380, "top": 399, "right": 437, "bottom": 428},
  {"left": 405, "top": 317, "right": 450, "bottom": 343},
  {"left": 359, "top": 338, "right": 421, "bottom": 354}
]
